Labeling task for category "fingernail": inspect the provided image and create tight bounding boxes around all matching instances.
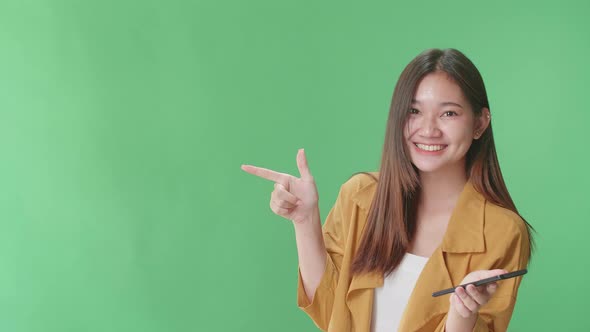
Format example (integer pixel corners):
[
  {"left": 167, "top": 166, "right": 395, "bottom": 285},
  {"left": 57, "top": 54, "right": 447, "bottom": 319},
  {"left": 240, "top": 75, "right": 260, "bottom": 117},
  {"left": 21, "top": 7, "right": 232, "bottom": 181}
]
[{"left": 296, "top": 200, "right": 303, "bottom": 206}]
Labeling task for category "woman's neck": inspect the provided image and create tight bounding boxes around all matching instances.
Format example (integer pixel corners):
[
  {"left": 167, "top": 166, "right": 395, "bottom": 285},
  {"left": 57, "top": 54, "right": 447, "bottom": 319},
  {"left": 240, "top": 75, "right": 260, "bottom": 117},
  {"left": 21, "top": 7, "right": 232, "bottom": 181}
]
[{"left": 418, "top": 163, "right": 468, "bottom": 211}]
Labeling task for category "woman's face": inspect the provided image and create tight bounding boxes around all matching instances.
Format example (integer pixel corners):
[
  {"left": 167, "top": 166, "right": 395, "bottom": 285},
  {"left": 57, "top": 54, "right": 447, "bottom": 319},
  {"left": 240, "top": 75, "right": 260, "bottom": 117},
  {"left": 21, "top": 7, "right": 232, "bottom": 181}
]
[{"left": 404, "top": 71, "right": 487, "bottom": 174}]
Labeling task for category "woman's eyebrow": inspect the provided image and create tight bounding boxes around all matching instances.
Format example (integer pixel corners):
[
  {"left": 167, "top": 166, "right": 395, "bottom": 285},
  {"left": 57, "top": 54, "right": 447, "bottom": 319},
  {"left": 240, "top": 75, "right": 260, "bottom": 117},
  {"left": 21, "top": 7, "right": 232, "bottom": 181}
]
[
  {"left": 440, "top": 101, "right": 463, "bottom": 109},
  {"left": 411, "top": 99, "right": 463, "bottom": 109}
]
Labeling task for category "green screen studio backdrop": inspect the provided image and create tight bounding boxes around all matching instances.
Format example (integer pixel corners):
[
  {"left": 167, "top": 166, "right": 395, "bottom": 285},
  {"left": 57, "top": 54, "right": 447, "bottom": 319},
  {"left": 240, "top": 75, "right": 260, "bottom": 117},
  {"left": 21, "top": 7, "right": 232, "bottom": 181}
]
[{"left": 0, "top": 0, "right": 588, "bottom": 331}]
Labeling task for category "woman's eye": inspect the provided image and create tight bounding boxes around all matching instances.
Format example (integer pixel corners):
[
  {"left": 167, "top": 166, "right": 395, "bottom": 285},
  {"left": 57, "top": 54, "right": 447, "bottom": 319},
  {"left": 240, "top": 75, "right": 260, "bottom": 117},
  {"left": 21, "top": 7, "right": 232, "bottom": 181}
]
[
  {"left": 443, "top": 111, "right": 458, "bottom": 117},
  {"left": 408, "top": 108, "right": 419, "bottom": 114}
]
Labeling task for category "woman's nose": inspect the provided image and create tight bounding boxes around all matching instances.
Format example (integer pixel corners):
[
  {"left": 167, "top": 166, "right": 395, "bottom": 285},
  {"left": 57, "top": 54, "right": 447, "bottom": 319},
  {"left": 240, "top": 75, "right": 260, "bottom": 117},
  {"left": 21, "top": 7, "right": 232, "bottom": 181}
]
[{"left": 418, "top": 115, "right": 442, "bottom": 137}]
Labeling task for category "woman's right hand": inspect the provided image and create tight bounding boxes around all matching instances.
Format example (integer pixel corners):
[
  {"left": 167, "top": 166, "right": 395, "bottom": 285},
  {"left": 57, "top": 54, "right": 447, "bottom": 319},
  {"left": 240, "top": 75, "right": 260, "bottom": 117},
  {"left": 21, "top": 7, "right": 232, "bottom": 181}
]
[{"left": 241, "top": 149, "right": 319, "bottom": 224}]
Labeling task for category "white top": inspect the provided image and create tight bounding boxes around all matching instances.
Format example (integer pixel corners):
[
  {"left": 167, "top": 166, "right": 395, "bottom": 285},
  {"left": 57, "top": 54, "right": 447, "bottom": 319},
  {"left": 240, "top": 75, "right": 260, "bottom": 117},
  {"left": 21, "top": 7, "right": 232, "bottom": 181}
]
[{"left": 370, "top": 253, "right": 429, "bottom": 332}]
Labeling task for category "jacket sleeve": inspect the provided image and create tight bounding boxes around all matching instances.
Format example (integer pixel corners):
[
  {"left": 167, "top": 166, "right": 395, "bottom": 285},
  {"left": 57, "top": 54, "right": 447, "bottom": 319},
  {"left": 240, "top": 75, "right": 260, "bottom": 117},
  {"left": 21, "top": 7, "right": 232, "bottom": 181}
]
[
  {"left": 435, "top": 217, "right": 531, "bottom": 332},
  {"left": 296, "top": 184, "right": 347, "bottom": 331}
]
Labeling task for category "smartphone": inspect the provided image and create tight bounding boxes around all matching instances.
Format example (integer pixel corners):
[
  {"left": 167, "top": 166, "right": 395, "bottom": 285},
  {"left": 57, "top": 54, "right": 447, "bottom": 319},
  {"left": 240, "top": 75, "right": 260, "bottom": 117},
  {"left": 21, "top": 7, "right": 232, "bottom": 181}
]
[{"left": 431, "top": 269, "right": 527, "bottom": 297}]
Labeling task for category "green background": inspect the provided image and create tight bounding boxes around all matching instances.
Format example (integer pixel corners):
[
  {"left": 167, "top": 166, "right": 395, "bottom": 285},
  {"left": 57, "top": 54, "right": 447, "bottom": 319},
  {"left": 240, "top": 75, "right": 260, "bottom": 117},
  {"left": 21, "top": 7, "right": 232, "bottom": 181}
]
[{"left": 0, "top": 0, "right": 588, "bottom": 331}]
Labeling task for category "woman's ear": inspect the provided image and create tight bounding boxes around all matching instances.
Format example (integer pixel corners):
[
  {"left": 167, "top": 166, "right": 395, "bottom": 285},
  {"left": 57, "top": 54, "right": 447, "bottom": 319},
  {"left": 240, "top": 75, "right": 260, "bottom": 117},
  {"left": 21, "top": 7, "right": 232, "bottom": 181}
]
[{"left": 474, "top": 107, "right": 491, "bottom": 139}]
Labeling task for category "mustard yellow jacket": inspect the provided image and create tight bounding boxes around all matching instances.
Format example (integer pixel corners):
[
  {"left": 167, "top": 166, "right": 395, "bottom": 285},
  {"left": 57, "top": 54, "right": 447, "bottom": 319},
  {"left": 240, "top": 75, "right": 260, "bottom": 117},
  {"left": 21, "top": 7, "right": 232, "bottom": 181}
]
[{"left": 297, "top": 174, "right": 530, "bottom": 332}]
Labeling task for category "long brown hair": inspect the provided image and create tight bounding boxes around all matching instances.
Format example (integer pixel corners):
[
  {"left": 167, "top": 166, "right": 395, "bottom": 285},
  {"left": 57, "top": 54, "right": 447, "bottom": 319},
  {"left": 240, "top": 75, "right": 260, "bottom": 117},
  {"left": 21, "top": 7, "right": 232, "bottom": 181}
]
[{"left": 350, "top": 48, "right": 535, "bottom": 276}]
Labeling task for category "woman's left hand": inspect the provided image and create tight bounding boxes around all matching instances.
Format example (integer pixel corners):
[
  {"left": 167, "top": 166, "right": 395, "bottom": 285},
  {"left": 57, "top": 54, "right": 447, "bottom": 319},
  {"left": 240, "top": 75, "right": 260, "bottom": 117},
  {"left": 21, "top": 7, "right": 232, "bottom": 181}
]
[{"left": 449, "top": 269, "right": 507, "bottom": 318}]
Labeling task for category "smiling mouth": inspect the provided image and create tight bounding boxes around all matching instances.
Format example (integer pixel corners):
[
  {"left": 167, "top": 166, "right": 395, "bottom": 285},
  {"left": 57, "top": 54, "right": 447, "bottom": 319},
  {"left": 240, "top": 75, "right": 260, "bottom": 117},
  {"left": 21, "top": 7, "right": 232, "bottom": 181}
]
[{"left": 414, "top": 143, "right": 447, "bottom": 152}]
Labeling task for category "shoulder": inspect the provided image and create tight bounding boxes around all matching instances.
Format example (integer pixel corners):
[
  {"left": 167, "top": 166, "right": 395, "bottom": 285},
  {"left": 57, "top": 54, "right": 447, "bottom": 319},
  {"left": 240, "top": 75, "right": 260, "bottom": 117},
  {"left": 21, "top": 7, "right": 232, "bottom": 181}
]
[
  {"left": 327, "top": 172, "right": 378, "bottom": 243},
  {"left": 483, "top": 201, "right": 531, "bottom": 260},
  {"left": 326, "top": 172, "right": 378, "bottom": 218},
  {"left": 484, "top": 202, "right": 529, "bottom": 239},
  {"left": 340, "top": 172, "right": 379, "bottom": 194},
  {"left": 337, "top": 172, "right": 379, "bottom": 206}
]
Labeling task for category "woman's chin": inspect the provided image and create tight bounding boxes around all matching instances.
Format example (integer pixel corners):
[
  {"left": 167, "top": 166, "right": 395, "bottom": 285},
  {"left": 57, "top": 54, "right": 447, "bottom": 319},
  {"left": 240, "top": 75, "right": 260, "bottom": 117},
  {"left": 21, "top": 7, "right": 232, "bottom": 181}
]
[
  {"left": 414, "top": 165, "right": 444, "bottom": 174},
  {"left": 411, "top": 161, "right": 448, "bottom": 174}
]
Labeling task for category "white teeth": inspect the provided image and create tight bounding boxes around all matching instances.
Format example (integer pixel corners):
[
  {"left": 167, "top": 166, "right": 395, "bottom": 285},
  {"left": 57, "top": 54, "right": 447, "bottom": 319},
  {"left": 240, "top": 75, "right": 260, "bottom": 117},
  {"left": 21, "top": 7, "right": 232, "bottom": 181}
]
[{"left": 415, "top": 144, "right": 445, "bottom": 151}]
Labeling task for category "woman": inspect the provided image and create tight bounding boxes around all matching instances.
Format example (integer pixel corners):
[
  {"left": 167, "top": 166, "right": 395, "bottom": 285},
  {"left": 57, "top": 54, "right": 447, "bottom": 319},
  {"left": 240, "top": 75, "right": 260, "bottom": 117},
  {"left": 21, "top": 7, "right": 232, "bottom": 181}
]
[{"left": 241, "top": 48, "right": 534, "bottom": 332}]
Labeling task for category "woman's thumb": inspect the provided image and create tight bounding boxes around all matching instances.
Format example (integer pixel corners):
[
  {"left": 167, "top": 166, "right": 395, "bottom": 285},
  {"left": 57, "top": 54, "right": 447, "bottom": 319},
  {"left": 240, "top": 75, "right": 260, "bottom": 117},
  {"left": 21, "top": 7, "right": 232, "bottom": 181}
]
[{"left": 296, "top": 148, "right": 312, "bottom": 179}]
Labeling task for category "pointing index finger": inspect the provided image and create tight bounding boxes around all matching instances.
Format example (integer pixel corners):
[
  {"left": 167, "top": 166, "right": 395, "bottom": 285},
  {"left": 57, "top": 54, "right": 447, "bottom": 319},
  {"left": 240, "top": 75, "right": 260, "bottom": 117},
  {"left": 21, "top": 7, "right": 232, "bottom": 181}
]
[{"left": 241, "top": 164, "right": 289, "bottom": 186}]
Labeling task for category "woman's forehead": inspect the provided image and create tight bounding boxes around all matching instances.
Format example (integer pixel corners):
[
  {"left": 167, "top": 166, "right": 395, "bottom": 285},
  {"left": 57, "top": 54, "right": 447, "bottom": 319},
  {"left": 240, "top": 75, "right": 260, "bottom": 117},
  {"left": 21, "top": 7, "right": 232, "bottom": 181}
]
[{"left": 412, "top": 72, "right": 466, "bottom": 106}]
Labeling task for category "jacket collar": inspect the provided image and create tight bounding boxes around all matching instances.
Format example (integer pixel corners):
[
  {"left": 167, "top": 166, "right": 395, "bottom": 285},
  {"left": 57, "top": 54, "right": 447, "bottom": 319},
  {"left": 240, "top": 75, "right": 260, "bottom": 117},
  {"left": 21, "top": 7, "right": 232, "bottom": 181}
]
[{"left": 350, "top": 177, "right": 486, "bottom": 254}]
